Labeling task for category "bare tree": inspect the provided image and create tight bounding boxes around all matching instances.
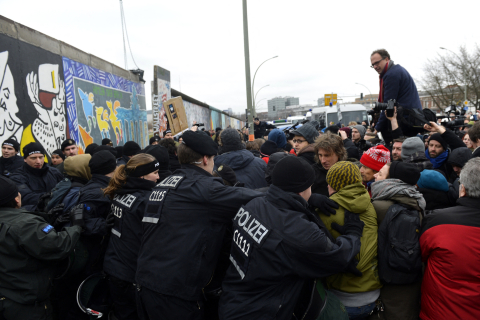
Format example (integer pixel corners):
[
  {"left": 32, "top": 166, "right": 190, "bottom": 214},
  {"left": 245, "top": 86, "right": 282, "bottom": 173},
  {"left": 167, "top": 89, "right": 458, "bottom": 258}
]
[{"left": 421, "top": 45, "right": 480, "bottom": 112}]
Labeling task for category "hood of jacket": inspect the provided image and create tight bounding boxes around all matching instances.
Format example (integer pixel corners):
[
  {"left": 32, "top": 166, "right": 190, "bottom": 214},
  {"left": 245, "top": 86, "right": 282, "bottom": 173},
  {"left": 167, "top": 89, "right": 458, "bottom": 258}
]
[
  {"left": 214, "top": 149, "right": 256, "bottom": 170},
  {"left": 64, "top": 154, "right": 92, "bottom": 180},
  {"left": 330, "top": 182, "right": 371, "bottom": 214}
]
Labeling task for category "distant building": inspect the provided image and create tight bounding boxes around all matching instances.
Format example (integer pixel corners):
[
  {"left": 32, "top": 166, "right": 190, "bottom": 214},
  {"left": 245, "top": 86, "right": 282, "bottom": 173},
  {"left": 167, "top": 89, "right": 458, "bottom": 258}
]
[
  {"left": 353, "top": 94, "right": 378, "bottom": 108},
  {"left": 268, "top": 96, "right": 299, "bottom": 118}
]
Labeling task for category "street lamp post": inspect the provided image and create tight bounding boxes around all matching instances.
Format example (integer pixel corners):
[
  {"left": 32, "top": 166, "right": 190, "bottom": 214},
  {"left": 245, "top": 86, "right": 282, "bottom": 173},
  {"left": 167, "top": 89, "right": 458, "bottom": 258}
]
[
  {"left": 254, "top": 84, "right": 269, "bottom": 107},
  {"left": 355, "top": 82, "right": 373, "bottom": 107},
  {"left": 242, "top": 0, "right": 254, "bottom": 140},
  {"left": 440, "top": 47, "right": 467, "bottom": 103},
  {"left": 252, "top": 55, "right": 278, "bottom": 116}
]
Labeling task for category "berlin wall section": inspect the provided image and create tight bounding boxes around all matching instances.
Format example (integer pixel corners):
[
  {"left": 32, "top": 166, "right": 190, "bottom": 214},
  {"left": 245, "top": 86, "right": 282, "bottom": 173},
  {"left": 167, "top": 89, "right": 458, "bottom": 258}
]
[{"left": 0, "top": 15, "right": 147, "bottom": 159}]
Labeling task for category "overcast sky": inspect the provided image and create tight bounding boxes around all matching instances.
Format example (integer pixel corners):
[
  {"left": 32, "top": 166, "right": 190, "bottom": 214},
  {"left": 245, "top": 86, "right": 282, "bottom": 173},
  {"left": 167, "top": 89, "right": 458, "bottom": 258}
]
[{"left": 2, "top": 0, "right": 479, "bottom": 115}]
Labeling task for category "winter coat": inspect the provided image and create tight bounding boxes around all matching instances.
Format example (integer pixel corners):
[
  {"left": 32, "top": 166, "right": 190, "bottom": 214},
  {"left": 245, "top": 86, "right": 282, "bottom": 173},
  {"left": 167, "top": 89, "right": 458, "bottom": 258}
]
[
  {"left": 296, "top": 144, "right": 316, "bottom": 165},
  {"left": 312, "top": 163, "right": 329, "bottom": 196},
  {"left": 10, "top": 163, "right": 63, "bottom": 210},
  {"left": 0, "top": 207, "right": 81, "bottom": 304},
  {"left": 0, "top": 155, "right": 24, "bottom": 177},
  {"left": 168, "top": 154, "right": 182, "bottom": 172},
  {"left": 375, "top": 62, "right": 422, "bottom": 133},
  {"left": 214, "top": 149, "right": 267, "bottom": 189},
  {"left": 371, "top": 191, "right": 424, "bottom": 320},
  {"left": 116, "top": 155, "right": 130, "bottom": 167},
  {"left": 420, "top": 197, "right": 480, "bottom": 320},
  {"left": 254, "top": 121, "right": 275, "bottom": 139},
  {"left": 417, "top": 169, "right": 457, "bottom": 211},
  {"left": 319, "top": 182, "right": 382, "bottom": 300},
  {"left": 219, "top": 185, "right": 362, "bottom": 319}
]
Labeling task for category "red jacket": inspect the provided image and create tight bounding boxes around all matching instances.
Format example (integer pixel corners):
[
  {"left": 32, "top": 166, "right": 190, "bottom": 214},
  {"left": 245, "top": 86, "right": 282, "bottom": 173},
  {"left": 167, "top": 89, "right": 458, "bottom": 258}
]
[{"left": 420, "top": 197, "right": 480, "bottom": 320}]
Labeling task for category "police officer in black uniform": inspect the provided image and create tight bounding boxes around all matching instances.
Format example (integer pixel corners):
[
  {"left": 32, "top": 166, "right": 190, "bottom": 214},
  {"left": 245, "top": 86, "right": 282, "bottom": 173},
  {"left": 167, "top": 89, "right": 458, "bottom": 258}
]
[
  {"left": 219, "top": 156, "right": 364, "bottom": 320},
  {"left": 144, "top": 144, "right": 172, "bottom": 181},
  {"left": 116, "top": 141, "right": 141, "bottom": 166},
  {"left": 135, "top": 130, "right": 265, "bottom": 320},
  {"left": 0, "top": 139, "right": 24, "bottom": 177},
  {"left": 103, "top": 153, "right": 159, "bottom": 320},
  {"left": 9, "top": 142, "right": 63, "bottom": 211},
  {"left": 0, "top": 175, "right": 84, "bottom": 320}
]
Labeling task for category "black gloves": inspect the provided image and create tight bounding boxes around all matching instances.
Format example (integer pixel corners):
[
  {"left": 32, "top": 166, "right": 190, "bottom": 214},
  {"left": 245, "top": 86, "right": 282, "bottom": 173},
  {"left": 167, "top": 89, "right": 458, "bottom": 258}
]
[
  {"left": 345, "top": 257, "right": 363, "bottom": 277},
  {"left": 105, "top": 212, "right": 115, "bottom": 229},
  {"left": 308, "top": 194, "right": 339, "bottom": 216},
  {"left": 47, "top": 203, "right": 65, "bottom": 225},
  {"left": 69, "top": 204, "right": 86, "bottom": 229},
  {"left": 36, "top": 192, "right": 51, "bottom": 213},
  {"left": 331, "top": 209, "right": 364, "bottom": 238}
]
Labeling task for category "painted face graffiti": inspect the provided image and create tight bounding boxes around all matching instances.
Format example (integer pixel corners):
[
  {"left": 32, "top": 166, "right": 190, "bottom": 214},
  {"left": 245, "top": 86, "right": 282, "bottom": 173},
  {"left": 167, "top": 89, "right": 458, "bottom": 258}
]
[{"left": 0, "top": 51, "right": 23, "bottom": 143}]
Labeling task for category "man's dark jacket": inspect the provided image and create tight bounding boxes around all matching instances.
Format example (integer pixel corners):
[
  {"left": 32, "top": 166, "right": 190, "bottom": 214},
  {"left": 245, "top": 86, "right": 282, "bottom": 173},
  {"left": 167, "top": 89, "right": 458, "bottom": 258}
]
[
  {"left": 9, "top": 163, "right": 63, "bottom": 210},
  {"left": 0, "top": 207, "right": 81, "bottom": 304},
  {"left": 0, "top": 155, "right": 24, "bottom": 177},
  {"left": 375, "top": 62, "right": 422, "bottom": 132},
  {"left": 218, "top": 185, "right": 361, "bottom": 319},
  {"left": 214, "top": 149, "right": 267, "bottom": 189},
  {"left": 136, "top": 165, "right": 263, "bottom": 304},
  {"left": 254, "top": 121, "right": 275, "bottom": 139}
]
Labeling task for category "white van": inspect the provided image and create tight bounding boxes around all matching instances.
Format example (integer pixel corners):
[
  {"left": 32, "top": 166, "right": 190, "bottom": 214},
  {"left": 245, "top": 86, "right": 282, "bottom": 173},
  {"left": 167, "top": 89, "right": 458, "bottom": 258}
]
[{"left": 311, "top": 104, "right": 368, "bottom": 127}]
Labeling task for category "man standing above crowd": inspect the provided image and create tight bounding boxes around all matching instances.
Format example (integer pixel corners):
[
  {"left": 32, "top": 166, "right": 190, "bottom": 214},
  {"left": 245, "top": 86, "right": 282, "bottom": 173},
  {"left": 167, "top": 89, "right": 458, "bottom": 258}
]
[
  {"left": 10, "top": 142, "right": 63, "bottom": 210},
  {"left": 0, "top": 139, "right": 23, "bottom": 177},
  {"left": 253, "top": 117, "right": 275, "bottom": 139},
  {"left": 370, "top": 49, "right": 422, "bottom": 142}
]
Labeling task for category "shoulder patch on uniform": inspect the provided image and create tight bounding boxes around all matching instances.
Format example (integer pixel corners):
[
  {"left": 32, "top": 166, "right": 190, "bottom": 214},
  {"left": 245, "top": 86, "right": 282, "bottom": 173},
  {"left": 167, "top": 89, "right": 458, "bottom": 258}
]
[
  {"left": 42, "top": 225, "right": 54, "bottom": 234},
  {"left": 156, "top": 175, "right": 185, "bottom": 189}
]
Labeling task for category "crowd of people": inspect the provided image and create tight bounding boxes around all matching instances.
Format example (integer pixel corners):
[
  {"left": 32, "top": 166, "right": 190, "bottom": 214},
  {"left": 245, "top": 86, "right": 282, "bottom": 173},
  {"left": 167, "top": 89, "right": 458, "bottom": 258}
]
[{"left": 1, "top": 48, "right": 480, "bottom": 320}]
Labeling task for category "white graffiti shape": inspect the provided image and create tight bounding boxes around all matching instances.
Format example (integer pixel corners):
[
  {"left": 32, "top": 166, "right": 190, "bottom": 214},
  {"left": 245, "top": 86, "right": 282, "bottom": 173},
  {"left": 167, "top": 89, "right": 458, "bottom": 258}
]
[
  {"left": 0, "top": 51, "right": 23, "bottom": 144},
  {"left": 26, "top": 63, "right": 67, "bottom": 156}
]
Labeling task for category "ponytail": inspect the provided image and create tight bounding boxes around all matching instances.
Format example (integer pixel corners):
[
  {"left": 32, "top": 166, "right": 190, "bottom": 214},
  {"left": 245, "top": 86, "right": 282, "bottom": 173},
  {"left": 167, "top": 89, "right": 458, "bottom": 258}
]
[{"left": 103, "top": 165, "right": 128, "bottom": 200}]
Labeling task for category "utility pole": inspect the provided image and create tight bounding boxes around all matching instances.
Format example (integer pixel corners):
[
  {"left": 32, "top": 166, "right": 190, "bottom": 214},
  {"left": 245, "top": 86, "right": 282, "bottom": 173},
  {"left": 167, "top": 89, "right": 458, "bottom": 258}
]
[{"left": 242, "top": 0, "right": 254, "bottom": 141}]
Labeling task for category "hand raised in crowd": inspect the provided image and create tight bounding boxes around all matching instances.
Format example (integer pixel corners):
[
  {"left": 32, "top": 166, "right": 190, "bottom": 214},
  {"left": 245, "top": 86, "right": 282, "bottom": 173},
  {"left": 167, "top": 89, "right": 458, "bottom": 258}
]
[
  {"left": 386, "top": 107, "right": 399, "bottom": 131},
  {"left": 339, "top": 130, "right": 348, "bottom": 141},
  {"left": 423, "top": 121, "right": 446, "bottom": 134},
  {"left": 191, "top": 120, "right": 198, "bottom": 131},
  {"left": 308, "top": 193, "right": 339, "bottom": 216}
]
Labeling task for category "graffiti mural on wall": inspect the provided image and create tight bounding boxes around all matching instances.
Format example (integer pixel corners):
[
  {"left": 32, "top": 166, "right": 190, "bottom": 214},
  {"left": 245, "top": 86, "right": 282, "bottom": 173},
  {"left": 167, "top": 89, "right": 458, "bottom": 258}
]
[
  {"left": 63, "top": 57, "right": 147, "bottom": 151},
  {"left": 184, "top": 101, "right": 212, "bottom": 131},
  {"left": 0, "top": 34, "right": 67, "bottom": 159}
]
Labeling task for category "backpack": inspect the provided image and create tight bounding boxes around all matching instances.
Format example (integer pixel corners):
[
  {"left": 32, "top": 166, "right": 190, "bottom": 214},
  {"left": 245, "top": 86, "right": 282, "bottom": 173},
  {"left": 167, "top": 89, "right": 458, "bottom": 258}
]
[
  {"left": 378, "top": 203, "right": 422, "bottom": 284},
  {"left": 45, "top": 178, "right": 72, "bottom": 211}
]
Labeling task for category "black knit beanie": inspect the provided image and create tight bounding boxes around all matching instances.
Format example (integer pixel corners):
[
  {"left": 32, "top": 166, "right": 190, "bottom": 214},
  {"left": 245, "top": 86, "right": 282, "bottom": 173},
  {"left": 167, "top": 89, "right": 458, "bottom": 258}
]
[
  {"left": 144, "top": 145, "right": 170, "bottom": 171},
  {"left": 123, "top": 141, "right": 141, "bottom": 156},
  {"left": 84, "top": 143, "right": 99, "bottom": 155},
  {"left": 389, "top": 162, "right": 421, "bottom": 185},
  {"left": 23, "top": 142, "right": 45, "bottom": 159},
  {"left": 260, "top": 140, "right": 278, "bottom": 157},
  {"left": 428, "top": 133, "right": 447, "bottom": 151},
  {"left": 219, "top": 128, "right": 245, "bottom": 154},
  {"left": 115, "top": 146, "right": 123, "bottom": 158},
  {"left": 89, "top": 150, "right": 117, "bottom": 175},
  {"left": 272, "top": 156, "right": 315, "bottom": 193},
  {"left": 51, "top": 149, "right": 65, "bottom": 160},
  {"left": 93, "top": 145, "right": 117, "bottom": 157},
  {"left": 2, "top": 139, "right": 20, "bottom": 152}
]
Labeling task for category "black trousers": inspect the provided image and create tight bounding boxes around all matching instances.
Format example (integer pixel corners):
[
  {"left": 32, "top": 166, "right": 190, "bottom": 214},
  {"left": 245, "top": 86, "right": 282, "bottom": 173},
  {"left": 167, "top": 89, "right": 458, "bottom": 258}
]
[
  {"left": 136, "top": 286, "right": 203, "bottom": 320},
  {"left": 0, "top": 297, "right": 52, "bottom": 320},
  {"left": 108, "top": 276, "right": 140, "bottom": 320}
]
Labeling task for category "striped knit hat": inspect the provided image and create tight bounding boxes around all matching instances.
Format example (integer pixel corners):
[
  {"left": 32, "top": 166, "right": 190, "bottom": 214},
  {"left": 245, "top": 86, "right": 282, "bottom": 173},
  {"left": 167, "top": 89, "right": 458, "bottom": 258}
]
[{"left": 326, "top": 161, "right": 362, "bottom": 192}]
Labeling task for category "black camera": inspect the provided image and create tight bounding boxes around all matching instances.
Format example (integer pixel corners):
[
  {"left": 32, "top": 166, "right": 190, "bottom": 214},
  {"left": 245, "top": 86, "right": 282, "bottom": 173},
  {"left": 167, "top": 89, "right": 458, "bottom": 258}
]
[
  {"left": 443, "top": 104, "right": 467, "bottom": 131},
  {"left": 193, "top": 123, "right": 204, "bottom": 127},
  {"left": 367, "top": 99, "right": 397, "bottom": 118}
]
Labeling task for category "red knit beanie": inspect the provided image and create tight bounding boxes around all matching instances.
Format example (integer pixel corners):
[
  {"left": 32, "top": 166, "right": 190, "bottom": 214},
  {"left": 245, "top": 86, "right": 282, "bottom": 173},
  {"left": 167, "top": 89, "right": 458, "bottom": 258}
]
[{"left": 360, "top": 145, "right": 391, "bottom": 172}]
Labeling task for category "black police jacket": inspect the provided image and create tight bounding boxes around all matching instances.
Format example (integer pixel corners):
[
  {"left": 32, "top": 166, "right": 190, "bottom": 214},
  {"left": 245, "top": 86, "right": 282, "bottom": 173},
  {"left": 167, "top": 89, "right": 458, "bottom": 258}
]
[
  {"left": 77, "top": 174, "right": 112, "bottom": 275},
  {"left": 218, "top": 185, "right": 362, "bottom": 320},
  {"left": 10, "top": 163, "right": 63, "bottom": 210},
  {"left": 116, "top": 155, "right": 130, "bottom": 167},
  {"left": 136, "top": 164, "right": 263, "bottom": 301},
  {"left": 254, "top": 121, "right": 275, "bottom": 139},
  {"left": 0, "top": 207, "right": 81, "bottom": 304},
  {"left": 0, "top": 155, "right": 24, "bottom": 177},
  {"left": 103, "top": 176, "right": 156, "bottom": 283}
]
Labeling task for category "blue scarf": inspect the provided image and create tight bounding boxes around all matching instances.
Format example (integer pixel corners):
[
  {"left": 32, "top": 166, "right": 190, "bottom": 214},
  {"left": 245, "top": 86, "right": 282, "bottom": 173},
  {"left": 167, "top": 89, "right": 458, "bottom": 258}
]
[{"left": 425, "top": 149, "right": 449, "bottom": 169}]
